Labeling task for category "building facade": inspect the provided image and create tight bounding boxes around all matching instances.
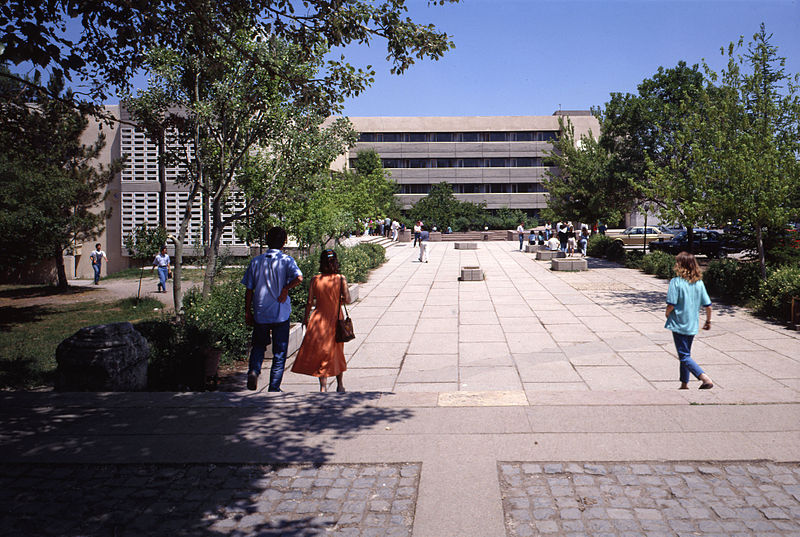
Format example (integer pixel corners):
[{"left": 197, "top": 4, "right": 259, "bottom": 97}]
[{"left": 345, "top": 112, "right": 599, "bottom": 214}]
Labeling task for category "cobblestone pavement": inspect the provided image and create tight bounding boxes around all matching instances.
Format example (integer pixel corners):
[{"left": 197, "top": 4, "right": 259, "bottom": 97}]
[
  {"left": 0, "top": 463, "right": 421, "bottom": 537},
  {"left": 499, "top": 462, "right": 800, "bottom": 536}
]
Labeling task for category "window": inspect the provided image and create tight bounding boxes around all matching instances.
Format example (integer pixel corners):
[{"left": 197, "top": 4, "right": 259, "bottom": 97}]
[
  {"left": 488, "top": 158, "right": 506, "bottom": 167},
  {"left": 381, "top": 159, "right": 403, "bottom": 168},
  {"left": 406, "top": 133, "right": 427, "bottom": 142},
  {"left": 407, "top": 159, "right": 428, "bottom": 168},
  {"left": 513, "top": 131, "right": 535, "bottom": 141},
  {"left": 379, "top": 133, "right": 402, "bottom": 142},
  {"left": 401, "top": 184, "right": 430, "bottom": 194},
  {"left": 433, "top": 132, "right": 455, "bottom": 142},
  {"left": 461, "top": 158, "right": 483, "bottom": 168},
  {"left": 488, "top": 132, "right": 507, "bottom": 142},
  {"left": 460, "top": 132, "right": 481, "bottom": 142},
  {"left": 358, "top": 133, "right": 375, "bottom": 142},
  {"left": 455, "top": 184, "right": 484, "bottom": 193},
  {"left": 434, "top": 159, "right": 456, "bottom": 168},
  {"left": 540, "top": 131, "right": 559, "bottom": 141},
  {"left": 488, "top": 184, "right": 510, "bottom": 193}
]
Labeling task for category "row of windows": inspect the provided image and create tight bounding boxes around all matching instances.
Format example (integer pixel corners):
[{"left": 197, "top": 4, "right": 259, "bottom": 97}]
[
  {"left": 349, "top": 157, "right": 548, "bottom": 169},
  {"left": 357, "top": 131, "right": 559, "bottom": 143},
  {"left": 399, "top": 183, "right": 548, "bottom": 194}
]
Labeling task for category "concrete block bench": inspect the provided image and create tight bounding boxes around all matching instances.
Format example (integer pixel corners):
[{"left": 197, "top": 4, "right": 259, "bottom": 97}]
[
  {"left": 536, "top": 250, "right": 566, "bottom": 261},
  {"left": 551, "top": 258, "right": 588, "bottom": 271},
  {"left": 454, "top": 242, "right": 478, "bottom": 250},
  {"left": 459, "top": 266, "right": 484, "bottom": 281},
  {"left": 525, "top": 244, "right": 542, "bottom": 253}
]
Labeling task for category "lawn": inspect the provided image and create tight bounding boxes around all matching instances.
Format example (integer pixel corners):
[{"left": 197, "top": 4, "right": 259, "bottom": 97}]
[{"left": 0, "top": 296, "right": 166, "bottom": 389}]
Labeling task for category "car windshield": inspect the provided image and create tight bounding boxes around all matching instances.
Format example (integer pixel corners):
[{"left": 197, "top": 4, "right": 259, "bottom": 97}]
[{"left": 674, "top": 231, "right": 687, "bottom": 240}]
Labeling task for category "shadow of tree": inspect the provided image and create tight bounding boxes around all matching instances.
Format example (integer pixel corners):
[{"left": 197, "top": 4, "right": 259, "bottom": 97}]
[
  {"left": 0, "top": 304, "right": 50, "bottom": 331},
  {"left": 603, "top": 289, "right": 740, "bottom": 318},
  {"left": 0, "top": 285, "right": 98, "bottom": 300},
  {"left": 0, "top": 391, "right": 417, "bottom": 536}
]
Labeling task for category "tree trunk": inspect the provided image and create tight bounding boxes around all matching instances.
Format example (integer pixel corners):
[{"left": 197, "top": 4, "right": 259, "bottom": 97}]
[
  {"left": 686, "top": 226, "right": 694, "bottom": 252},
  {"left": 158, "top": 130, "right": 167, "bottom": 229},
  {"left": 54, "top": 246, "right": 68, "bottom": 288},
  {"left": 202, "top": 209, "right": 224, "bottom": 297},
  {"left": 756, "top": 226, "right": 767, "bottom": 280}
]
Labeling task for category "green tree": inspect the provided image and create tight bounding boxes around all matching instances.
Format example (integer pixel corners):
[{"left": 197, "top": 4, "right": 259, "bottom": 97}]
[
  {"left": 544, "top": 117, "right": 627, "bottom": 226},
  {"left": 0, "top": 70, "right": 123, "bottom": 287},
  {"left": 124, "top": 223, "right": 168, "bottom": 301},
  {"left": 409, "top": 182, "right": 484, "bottom": 230},
  {"left": 701, "top": 25, "right": 800, "bottom": 278}
]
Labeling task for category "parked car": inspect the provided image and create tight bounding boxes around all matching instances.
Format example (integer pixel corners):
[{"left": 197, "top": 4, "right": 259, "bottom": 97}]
[
  {"left": 606, "top": 226, "right": 673, "bottom": 247},
  {"left": 648, "top": 229, "right": 744, "bottom": 257}
]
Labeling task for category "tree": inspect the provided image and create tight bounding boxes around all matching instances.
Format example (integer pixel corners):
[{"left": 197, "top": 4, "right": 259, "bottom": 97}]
[
  {"left": 1, "top": 1, "right": 456, "bottom": 115},
  {"left": 544, "top": 117, "right": 627, "bottom": 226},
  {"left": 409, "top": 182, "right": 484, "bottom": 230},
  {"left": 701, "top": 25, "right": 800, "bottom": 278},
  {"left": 0, "top": 70, "right": 123, "bottom": 287},
  {"left": 124, "top": 223, "right": 168, "bottom": 301},
  {"left": 599, "top": 61, "right": 709, "bottom": 247}
]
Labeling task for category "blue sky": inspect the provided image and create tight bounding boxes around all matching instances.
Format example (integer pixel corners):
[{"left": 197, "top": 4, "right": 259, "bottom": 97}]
[{"left": 335, "top": 0, "right": 800, "bottom": 117}]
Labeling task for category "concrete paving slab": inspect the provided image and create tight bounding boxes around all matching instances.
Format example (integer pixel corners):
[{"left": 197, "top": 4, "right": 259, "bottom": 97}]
[
  {"left": 560, "top": 341, "right": 625, "bottom": 366},
  {"left": 504, "top": 333, "right": 542, "bottom": 353},
  {"left": 459, "top": 342, "right": 513, "bottom": 366},
  {"left": 515, "top": 359, "right": 583, "bottom": 384},
  {"left": 459, "top": 310, "right": 499, "bottom": 325},
  {"left": 728, "top": 351, "right": 800, "bottom": 379},
  {"left": 413, "top": 317, "right": 458, "bottom": 333},
  {"left": 348, "top": 343, "right": 407, "bottom": 368},
  {"left": 397, "top": 355, "right": 458, "bottom": 383},
  {"left": 703, "top": 332, "right": 771, "bottom": 352},
  {"left": 459, "top": 325, "right": 506, "bottom": 342},
  {"left": 459, "top": 366, "right": 523, "bottom": 391},
  {"left": 499, "top": 316, "right": 543, "bottom": 333},
  {"left": 407, "top": 333, "right": 458, "bottom": 354},
  {"left": 379, "top": 310, "right": 420, "bottom": 325},
  {"left": 545, "top": 324, "right": 600, "bottom": 343},
  {"left": 394, "top": 382, "right": 459, "bottom": 393},
  {"left": 438, "top": 391, "right": 528, "bottom": 407},
  {"left": 526, "top": 405, "right": 682, "bottom": 433},
  {"left": 575, "top": 366, "right": 654, "bottom": 391},
  {"left": 619, "top": 350, "right": 680, "bottom": 381},
  {"left": 523, "top": 382, "right": 589, "bottom": 393},
  {"left": 601, "top": 333, "right": 664, "bottom": 352},
  {"left": 459, "top": 300, "right": 494, "bottom": 312},
  {"left": 338, "top": 369, "right": 397, "bottom": 391},
  {"left": 364, "top": 324, "right": 415, "bottom": 343},
  {"left": 418, "top": 305, "right": 458, "bottom": 318},
  {"left": 706, "top": 364, "right": 790, "bottom": 391}
]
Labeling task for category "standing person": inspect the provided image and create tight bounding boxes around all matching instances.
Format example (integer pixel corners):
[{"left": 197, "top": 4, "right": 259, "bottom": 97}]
[
  {"left": 418, "top": 228, "right": 430, "bottom": 263},
  {"left": 665, "top": 252, "right": 714, "bottom": 390},
  {"left": 566, "top": 234, "right": 577, "bottom": 256},
  {"left": 291, "top": 250, "right": 351, "bottom": 392},
  {"left": 557, "top": 222, "right": 568, "bottom": 252},
  {"left": 413, "top": 221, "right": 422, "bottom": 247},
  {"left": 579, "top": 229, "right": 589, "bottom": 257},
  {"left": 544, "top": 222, "right": 552, "bottom": 241},
  {"left": 517, "top": 222, "right": 525, "bottom": 251},
  {"left": 391, "top": 219, "right": 400, "bottom": 242},
  {"left": 242, "top": 227, "right": 303, "bottom": 392},
  {"left": 385, "top": 216, "right": 392, "bottom": 238},
  {"left": 152, "top": 245, "right": 171, "bottom": 293},
  {"left": 89, "top": 243, "right": 108, "bottom": 285}
]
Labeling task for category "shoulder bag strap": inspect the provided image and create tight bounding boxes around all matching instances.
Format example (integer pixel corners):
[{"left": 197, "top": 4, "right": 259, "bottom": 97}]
[{"left": 339, "top": 275, "right": 349, "bottom": 318}]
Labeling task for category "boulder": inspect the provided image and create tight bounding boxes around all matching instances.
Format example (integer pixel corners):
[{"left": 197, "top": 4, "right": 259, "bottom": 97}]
[{"left": 56, "top": 322, "right": 149, "bottom": 391}]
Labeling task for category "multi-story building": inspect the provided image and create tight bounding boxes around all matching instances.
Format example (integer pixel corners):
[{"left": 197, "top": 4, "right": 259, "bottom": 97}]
[
  {"left": 61, "top": 108, "right": 597, "bottom": 280},
  {"left": 345, "top": 112, "right": 599, "bottom": 215}
]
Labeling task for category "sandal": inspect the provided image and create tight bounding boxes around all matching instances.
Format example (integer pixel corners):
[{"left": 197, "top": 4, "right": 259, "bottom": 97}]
[{"left": 699, "top": 383, "right": 714, "bottom": 390}]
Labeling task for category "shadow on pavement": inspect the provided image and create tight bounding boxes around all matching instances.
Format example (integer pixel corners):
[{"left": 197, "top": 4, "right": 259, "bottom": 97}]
[{"left": 0, "top": 391, "right": 415, "bottom": 535}]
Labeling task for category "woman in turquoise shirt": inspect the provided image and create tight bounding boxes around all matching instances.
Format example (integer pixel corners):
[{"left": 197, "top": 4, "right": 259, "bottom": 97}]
[{"left": 665, "top": 252, "right": 714, "bottom": 389}]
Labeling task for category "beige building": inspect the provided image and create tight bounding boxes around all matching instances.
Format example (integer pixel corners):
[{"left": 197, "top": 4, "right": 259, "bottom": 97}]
[
  {"left": 62, "top": 109, "right": 598, "bottom": 280},
  {"left": 345, "top": 112, "right": 599, "bottom": 214}
]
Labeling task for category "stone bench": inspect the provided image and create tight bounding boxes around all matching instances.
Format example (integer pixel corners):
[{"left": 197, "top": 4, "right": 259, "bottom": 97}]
[
  {"left": 551, "top": 258, "right": 588, "bottom": 271},
  {"left": 525, "top": 244, "right": 543, "bottom": 253},
  {"left": 454, "top": 242, "right": 478, "bottom": 250},
  {"left": 536, "top": 250, "right": 566, "bottom": 260},
  {"left": 459, "top": 266, "right": 484, "bottom": 281}
]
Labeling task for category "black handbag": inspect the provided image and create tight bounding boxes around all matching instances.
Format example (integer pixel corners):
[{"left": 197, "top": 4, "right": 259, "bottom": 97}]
[{"left": 335, "top": 276, "right": 355, "bottom": 342}]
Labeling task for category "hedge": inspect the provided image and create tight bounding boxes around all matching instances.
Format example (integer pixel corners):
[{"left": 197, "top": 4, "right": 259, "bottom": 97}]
[{"left": 754, "top": 265, "right": 800, "bottom": 321}]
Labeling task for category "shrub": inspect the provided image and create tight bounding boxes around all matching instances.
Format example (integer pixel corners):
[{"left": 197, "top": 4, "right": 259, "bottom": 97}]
[
  {"left": 754, "top": 265, "right": 800, "bottom": 321},
  {"left": 638, "top": 251, "right": 676, "bottom": 279},
  {"left": 587, "top": 234, "right": 613, "bottom": 257},
  {"left": 704, "top": 259, "right": 762, "bottom": 304},
  {"left": 624, "top": 250, "right": 645, "bottom": 269},
  {"left": 605, "top": 240, "right": 627, "bottom": 263},
  {"left": 183, "top": 279, "right": 251, "bottom": 363}
]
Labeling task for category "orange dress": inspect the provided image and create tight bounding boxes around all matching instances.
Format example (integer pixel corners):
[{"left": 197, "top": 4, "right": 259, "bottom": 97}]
[{"left": 291, "top": 274, "right": 347, "bottom": 377}]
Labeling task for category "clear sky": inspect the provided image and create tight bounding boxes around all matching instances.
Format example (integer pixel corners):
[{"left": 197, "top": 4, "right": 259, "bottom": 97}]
[{"left": 335, "top": 0, "right": 800, "bottom": 117}]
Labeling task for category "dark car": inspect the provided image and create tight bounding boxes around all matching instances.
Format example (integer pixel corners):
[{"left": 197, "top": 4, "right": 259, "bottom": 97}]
[{"left": 649, "top": 229, "right": 742, "bottom": 258}]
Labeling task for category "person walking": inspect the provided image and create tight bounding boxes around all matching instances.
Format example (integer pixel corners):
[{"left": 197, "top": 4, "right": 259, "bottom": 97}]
[
  {"left": 665, "top": 252, "right": 714, "bottom": 390},
  {"left": 418, "top": 228, "right": 430, "bottom": 263},
  {"left": 291, "top": 250, "right": 351, "bottom": 392},
  {"left": 242, "top": 227, "right": 303, "bottom": 392},
  {"left": 89, "top": 243, "right": 108, "bottom": 285},
  {"left": 413, "top": 221, "right": 422, "bottom": 247},
  {"left": 517, "top": 222, "right": 525, "bottom": 251},
  {"left": 579, "top": 228, "right": 589, "bottom": 257},
  {"left": 152, "top": 245, "right": 171, "bottom": 293},
  {"left": 391, "top": 219, "right": 400, "bottom": 241}
]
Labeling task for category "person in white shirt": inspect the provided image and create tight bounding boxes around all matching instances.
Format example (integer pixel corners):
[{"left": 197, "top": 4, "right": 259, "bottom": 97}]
[
  {"left": 89, "top": 243, "right": 108, "bottom": 285},
  {"left": 391, "top": 220, "right": 400, "bottom": 241},
  {"left": 152, "top": 246, "right": 171, "bottom": 293},
  {"left": 516, "top": 223, "right": 525, "bottom": 250}
]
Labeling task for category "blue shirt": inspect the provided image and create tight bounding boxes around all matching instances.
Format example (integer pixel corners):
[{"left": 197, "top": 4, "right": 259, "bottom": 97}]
[
  {"left": 241, "top": 249, "right": 302, "bottom": 324},
  {"left": 153, "top": 253, "right": 170, "bottom": 267},
  {"left": 665, "top": 277, "right": 711, "bottom": 335}
]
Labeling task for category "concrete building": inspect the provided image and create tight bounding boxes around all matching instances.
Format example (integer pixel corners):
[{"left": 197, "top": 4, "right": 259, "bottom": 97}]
[
  {"left": 345, "top": 112, "right": 599, "bottom": 214},
  {"left": 60, "top": 109, "right": 598, "bottom": 280}
]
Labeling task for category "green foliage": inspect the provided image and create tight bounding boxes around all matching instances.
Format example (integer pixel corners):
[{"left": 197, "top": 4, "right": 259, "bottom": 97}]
[
  {"left": 124, "top": 223, "right": 167, "bottom": 261},
  {"left": 640, "top": 251, "right": 676, "bottom": 279},
  {"left": 545, "top": 117, "right": 629, "bottom": 225},
  {"left": 624, "top": 250, "right": 645, "bottom": 269},
  {"left": 409, "top": 183, "right": 485, "bottom": 231},
  {"left": 754, "top": 265, "right": 800, "bottom": 320},
  {"left": 704, "top": 259, "right": 763, "bottom": 303},
  {"left": 183, "top": 279, "right": 250, "bottom": 362},
  {"left": 587, "top": 234, "right": 614, "bottom": 257},
  {"left": 605, "top": 240, "right": 627, "bottom": 263}
]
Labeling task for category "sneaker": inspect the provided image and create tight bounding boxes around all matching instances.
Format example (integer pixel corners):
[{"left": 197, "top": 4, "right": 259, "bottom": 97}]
[{"left": 247, "top": 372, "right": 258, "bottom": 390}]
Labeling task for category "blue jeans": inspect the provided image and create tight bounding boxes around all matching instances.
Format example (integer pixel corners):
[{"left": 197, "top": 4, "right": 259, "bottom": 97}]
[
  {"left": 519, "top": 234, "right": 524, "bottom": 250},
  {"left": 157, "top": 266, "right": 168, "bottom": 291},
  {"left": 672, "top": 332, "right": 705, "bottom": 383},
  {"left": 249, "top": 320, "right": 290, "bottom": 391},
  {"left": 92, "top": 263, "right": 101, "bottom": 284}
]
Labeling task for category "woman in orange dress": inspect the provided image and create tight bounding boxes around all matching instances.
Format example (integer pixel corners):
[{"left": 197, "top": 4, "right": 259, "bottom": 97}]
[{"left": 291, "top": 249, "right": 351, "bottom": 392}]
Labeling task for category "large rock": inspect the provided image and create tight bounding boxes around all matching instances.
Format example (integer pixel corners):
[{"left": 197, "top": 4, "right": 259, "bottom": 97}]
[{"left": 56, "top": 322, "right": 149, "bottom": 391}]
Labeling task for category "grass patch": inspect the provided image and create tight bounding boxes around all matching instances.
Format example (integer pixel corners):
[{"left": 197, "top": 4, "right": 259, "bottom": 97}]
[
  {"left": 0, "top": 296, "right": 166, "bottom": 389},
  {"left": 104, "top": 267, "right": 216, "bottom": 282}
]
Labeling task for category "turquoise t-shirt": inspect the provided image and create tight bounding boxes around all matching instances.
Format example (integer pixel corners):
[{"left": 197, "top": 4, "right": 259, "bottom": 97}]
[{"left": 665, "top": 277, "right": 711, "bottom": 335}]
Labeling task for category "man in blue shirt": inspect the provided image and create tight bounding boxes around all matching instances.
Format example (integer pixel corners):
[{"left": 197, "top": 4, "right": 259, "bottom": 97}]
[{"left": 242, "top": 227, "right": 303, "bottom": 391}]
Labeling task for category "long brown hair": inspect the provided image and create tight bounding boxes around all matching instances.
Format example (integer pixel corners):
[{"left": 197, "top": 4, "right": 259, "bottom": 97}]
[
  {"left": 674, "top": 251, "right": 702, "bottom": 283},
  {"left": 319, "top": 249, "right": 340, "bottom": 274}
]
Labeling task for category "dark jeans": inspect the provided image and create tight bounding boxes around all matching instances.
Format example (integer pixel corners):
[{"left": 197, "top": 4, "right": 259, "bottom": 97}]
[
  {"left": 519, "top": 234, "right": 524, "bottom": 250},
  {"left": 92, "top": 263, "right": 101, "bottom": 284},
  {"left": 249, "top": 320, "right": 290, "bottom": 391},
  {"left": 672, "top": 332, "right": 704, "bottom": 384}
]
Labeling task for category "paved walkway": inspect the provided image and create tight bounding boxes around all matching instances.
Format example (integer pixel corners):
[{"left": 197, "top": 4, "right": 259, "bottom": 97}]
[{"left": 2, "top": 240, "right": 799, "bottom": 536}]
